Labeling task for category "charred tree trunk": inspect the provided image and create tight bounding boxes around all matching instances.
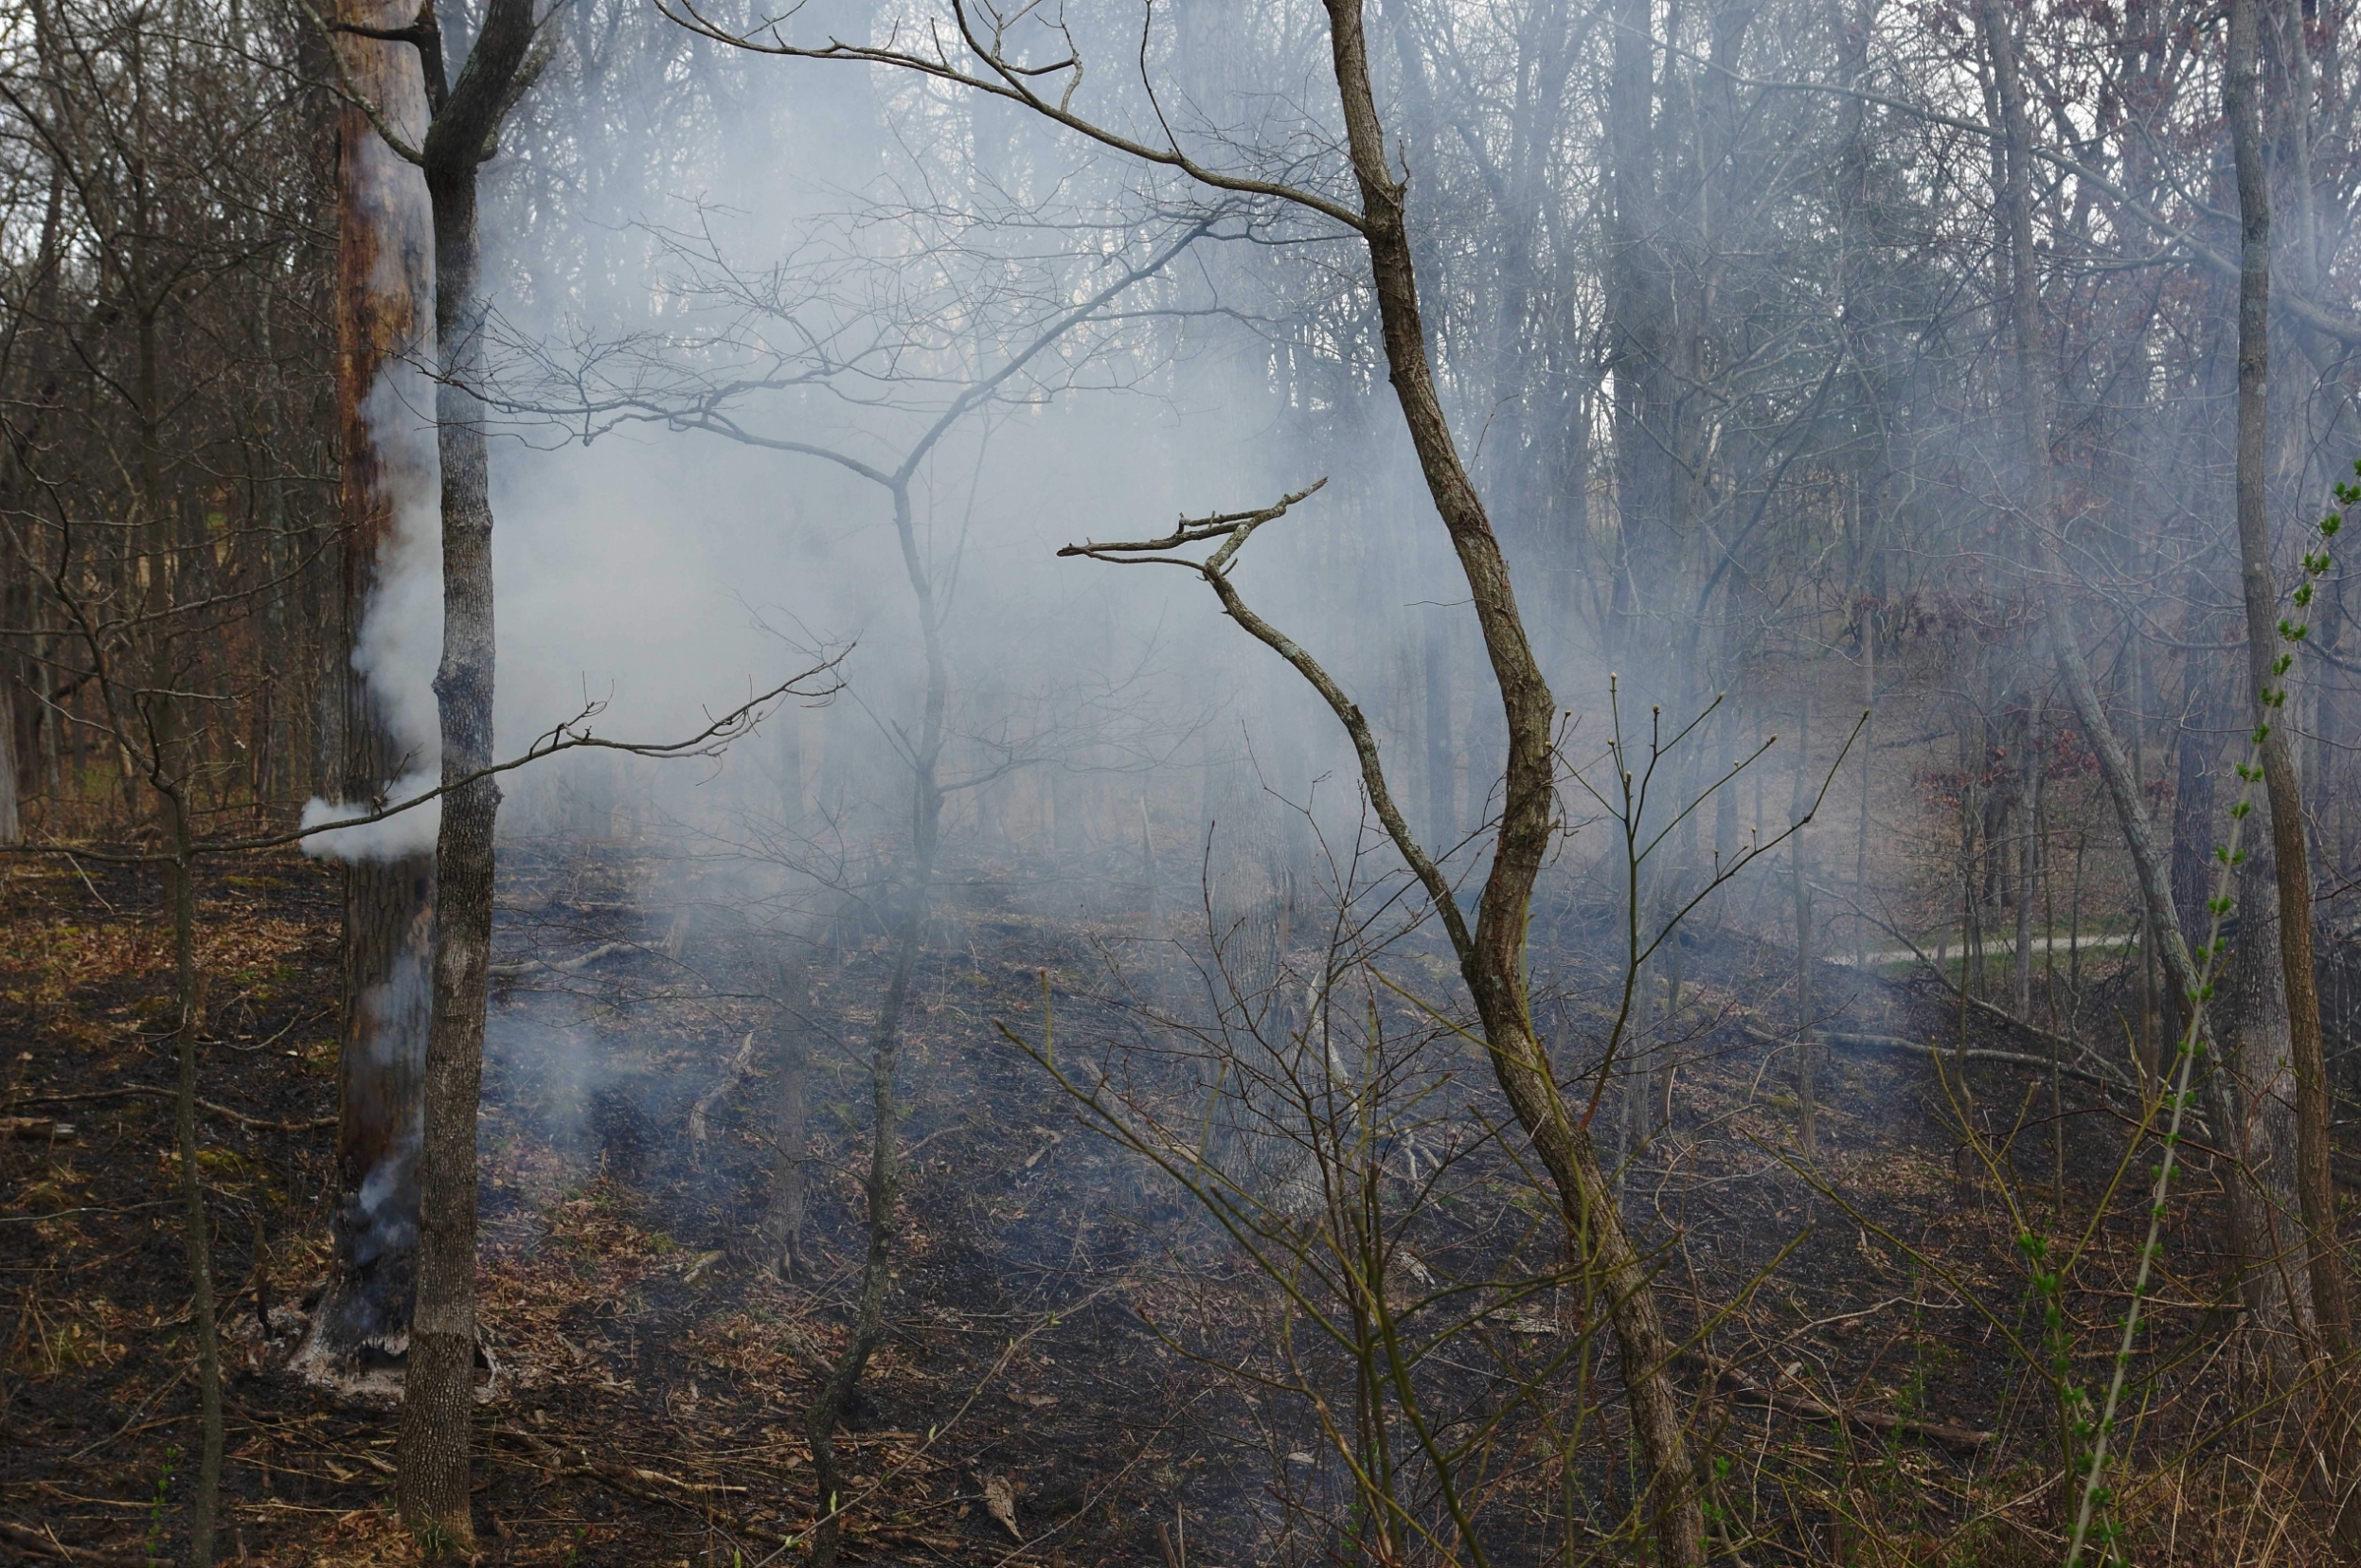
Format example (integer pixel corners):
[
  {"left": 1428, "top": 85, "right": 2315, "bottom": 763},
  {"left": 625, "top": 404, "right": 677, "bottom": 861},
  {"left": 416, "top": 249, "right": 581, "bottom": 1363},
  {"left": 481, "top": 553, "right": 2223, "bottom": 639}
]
[{"left": 306, "top": 0, "right": 436, "bottom": 1375}]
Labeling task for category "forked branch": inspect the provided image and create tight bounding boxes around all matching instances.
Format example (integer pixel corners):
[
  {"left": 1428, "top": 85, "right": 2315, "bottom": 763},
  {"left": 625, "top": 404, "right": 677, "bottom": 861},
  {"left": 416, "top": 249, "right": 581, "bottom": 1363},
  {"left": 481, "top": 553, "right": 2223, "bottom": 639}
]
[{"left": 1060, "top": 478, "right": 1474, "bottom": 963}]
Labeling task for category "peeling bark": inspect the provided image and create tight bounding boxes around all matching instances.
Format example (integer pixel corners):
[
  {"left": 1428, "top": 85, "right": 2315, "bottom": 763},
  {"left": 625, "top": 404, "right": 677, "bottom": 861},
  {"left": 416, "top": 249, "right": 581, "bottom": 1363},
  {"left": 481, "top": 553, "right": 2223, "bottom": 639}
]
[{"left": 307, "top": 0, "right": 435, "bottom": 1374}]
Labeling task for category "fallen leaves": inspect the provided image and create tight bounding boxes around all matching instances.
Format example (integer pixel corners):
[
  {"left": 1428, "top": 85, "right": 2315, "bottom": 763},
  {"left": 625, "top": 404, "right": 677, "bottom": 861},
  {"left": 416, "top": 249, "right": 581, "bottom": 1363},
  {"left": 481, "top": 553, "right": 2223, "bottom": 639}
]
[{"left": 982, "top": 1471, "right": 1021, "bottom": 1538}]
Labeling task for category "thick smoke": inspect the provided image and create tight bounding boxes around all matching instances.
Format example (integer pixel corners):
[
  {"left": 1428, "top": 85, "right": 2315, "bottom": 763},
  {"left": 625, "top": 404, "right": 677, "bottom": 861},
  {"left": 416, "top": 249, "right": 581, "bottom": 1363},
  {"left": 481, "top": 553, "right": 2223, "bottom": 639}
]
[{"left": 303, "top": 363, "right": 444, "bottom": 863}]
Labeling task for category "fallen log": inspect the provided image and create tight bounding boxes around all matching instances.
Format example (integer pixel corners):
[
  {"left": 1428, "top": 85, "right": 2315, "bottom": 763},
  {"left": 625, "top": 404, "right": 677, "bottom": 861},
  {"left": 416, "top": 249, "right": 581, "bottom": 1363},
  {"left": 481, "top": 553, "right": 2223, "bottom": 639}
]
[
  {"left": 1679, "top": 1352, "right": 1993, "bottom": 1453},
  {"left": 488, "top": 1427, "right": 957, "bottom": 1556},
  {"left": 689, "top": 1032, "right": 756, "bottom": 1154},
  {"left": 1742, "top": 1025, "right": 2131, "bottom": 1094},
  {"left": 488, "top": 940, "right": 633, "bottom": 981},
  {"left": 2, "top": 1087, "right": 331, "bottom": 1132},
  {"left": 0, "top": 1520, "right": 162, "bottom": 1567}
]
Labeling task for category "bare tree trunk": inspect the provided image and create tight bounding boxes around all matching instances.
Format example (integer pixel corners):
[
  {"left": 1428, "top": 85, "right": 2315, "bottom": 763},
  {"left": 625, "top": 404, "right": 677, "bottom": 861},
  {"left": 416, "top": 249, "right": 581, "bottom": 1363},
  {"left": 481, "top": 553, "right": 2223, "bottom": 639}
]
[
  {"left": 2013, "top": 703, "right": 2042, "bottom": 1019},
  {"left": 306, "top": 0, "right": 435, "bottom": 1373},
  {"left": 807, "top": 892, "right": 921, "bottom": 1568},
  {"left": 1320, "top": 2, "right": 1702, "bottom": 1556},
  {"left": 398, "top": 0, "right": 542, "bottom": 1546},
  {"left": 762, "top": 955, "right": 813, "bottom": 1276},
  {"left": 167, "top": 809, "right": 221, "bottom": 1567},
  {"left": 0, "top": 163, "right": 65, "bottom": 842},
  {"left": 808, "top": 478, "right": 945, "bottom": 1568},
  {"left": 0, "top": 688, "right": 17, "bottom": 844},
  {"left": 1622, "top": 854, "right": 1659, "bottom": 1171},
  {"left": 2227, "top": 0, "right": 2354, "bottom": 1396},
  {"left": 1603, "top": 0, "right": 1678, "bottom": 685},
  {"left": 1976, "top": 0, "right": 2279, "bottom": 1338},
  {"left": 2218, "top": 841, "right": 2308, "bottom": 1370},
  {"left": 2173, "top": 656, "right": 2227, "bottom": 951},
  {"left": 1854, "top": 608, "right": 1875, "bottom": 969},
  {"left": 1792, "top": 687, "right": 1816, "bottom": 1160}
]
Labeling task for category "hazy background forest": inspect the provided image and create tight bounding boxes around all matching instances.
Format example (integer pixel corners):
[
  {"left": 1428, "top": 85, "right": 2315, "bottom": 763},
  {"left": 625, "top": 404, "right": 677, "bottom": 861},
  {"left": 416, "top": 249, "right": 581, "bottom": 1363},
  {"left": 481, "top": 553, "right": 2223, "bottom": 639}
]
[{"left": 7, "top": 0, "right": 2361, "bottom": 1560}]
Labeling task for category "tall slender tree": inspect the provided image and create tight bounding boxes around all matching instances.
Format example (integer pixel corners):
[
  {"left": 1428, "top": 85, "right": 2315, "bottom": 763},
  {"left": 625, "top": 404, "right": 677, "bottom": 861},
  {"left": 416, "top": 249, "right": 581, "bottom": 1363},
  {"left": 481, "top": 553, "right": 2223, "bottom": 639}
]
[
  {"left": 319, "top": 0, "right": 555, "bottom": 1542},
  {"left": 2227, "top": 0, "right": 2354, "bottom": 1433}
]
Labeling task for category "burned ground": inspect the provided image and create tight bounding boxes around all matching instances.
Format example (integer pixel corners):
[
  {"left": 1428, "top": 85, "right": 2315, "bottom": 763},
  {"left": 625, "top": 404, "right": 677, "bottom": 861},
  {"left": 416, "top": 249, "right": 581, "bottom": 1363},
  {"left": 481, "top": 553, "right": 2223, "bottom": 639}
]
[{"left": 1, "top": 846, "right": 2340, "bottom": 1564}]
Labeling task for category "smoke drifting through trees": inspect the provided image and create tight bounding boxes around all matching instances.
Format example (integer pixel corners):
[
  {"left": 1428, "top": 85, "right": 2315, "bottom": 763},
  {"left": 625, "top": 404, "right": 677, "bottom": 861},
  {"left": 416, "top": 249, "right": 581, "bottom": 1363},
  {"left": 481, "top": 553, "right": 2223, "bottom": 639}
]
[{"left": 9, "top": 0, "right": 2361, "bottom": 1559}]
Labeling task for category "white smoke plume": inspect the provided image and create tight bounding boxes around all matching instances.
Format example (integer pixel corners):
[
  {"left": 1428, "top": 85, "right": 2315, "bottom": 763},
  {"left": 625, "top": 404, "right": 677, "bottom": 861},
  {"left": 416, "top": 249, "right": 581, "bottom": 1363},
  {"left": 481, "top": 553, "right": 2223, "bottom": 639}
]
[
  {"left": 303, "top": 357, "right": 445, "bottom": 863},
  {"left": 300, "top": 768, "right": 443, "bottom": 861}
]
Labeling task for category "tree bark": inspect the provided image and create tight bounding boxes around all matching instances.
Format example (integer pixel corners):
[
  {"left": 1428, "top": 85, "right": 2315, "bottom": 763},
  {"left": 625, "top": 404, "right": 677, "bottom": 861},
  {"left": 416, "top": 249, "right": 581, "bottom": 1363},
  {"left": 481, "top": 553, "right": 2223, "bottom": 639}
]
[
  {"left": 1976, "top": 0, "right": 2281, "bottom": 1341},
  {"left": 1320, "top": 1, "right": 1703, "bottom": 1558},
  {"left": 762, "top": 956, "right": 813, "bottom": 1276},
  {"left": 397, "top": 0, "right": 541, "bottom": 1547},
  {"left": 307, "top": 0, "right": 436, "bottom": 1373},
  {"left": 2227, "top": 0, "right": 2353, "bottom": 1401},
  {"left": 167, "top": 809, "right": 222, "bottom": 1568}
]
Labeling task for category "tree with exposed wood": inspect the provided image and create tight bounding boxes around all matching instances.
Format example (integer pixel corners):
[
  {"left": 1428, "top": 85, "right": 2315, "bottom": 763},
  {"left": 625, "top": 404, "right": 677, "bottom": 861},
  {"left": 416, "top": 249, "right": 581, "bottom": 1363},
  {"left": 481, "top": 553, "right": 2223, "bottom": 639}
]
[
  {"left": 313, "top": 0, "right": 559, "bottom": 1543},
  {"left": 297, "top": 0, "right": 438, "bottom": 1383}
]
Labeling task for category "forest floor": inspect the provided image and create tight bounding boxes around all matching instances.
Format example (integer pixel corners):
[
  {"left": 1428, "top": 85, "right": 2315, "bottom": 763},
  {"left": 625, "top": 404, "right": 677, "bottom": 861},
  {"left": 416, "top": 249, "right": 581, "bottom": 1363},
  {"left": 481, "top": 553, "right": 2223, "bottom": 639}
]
[{"left": 0, "top": 844, "right": 2342, "bottom": 1565}]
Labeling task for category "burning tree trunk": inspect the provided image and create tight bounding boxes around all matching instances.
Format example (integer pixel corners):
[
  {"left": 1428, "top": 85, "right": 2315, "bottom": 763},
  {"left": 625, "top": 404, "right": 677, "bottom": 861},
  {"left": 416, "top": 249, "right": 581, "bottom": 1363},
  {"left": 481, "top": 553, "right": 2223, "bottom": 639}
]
[{"left": 302, "top": 0, "right": 436, "bottom": 1377}]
